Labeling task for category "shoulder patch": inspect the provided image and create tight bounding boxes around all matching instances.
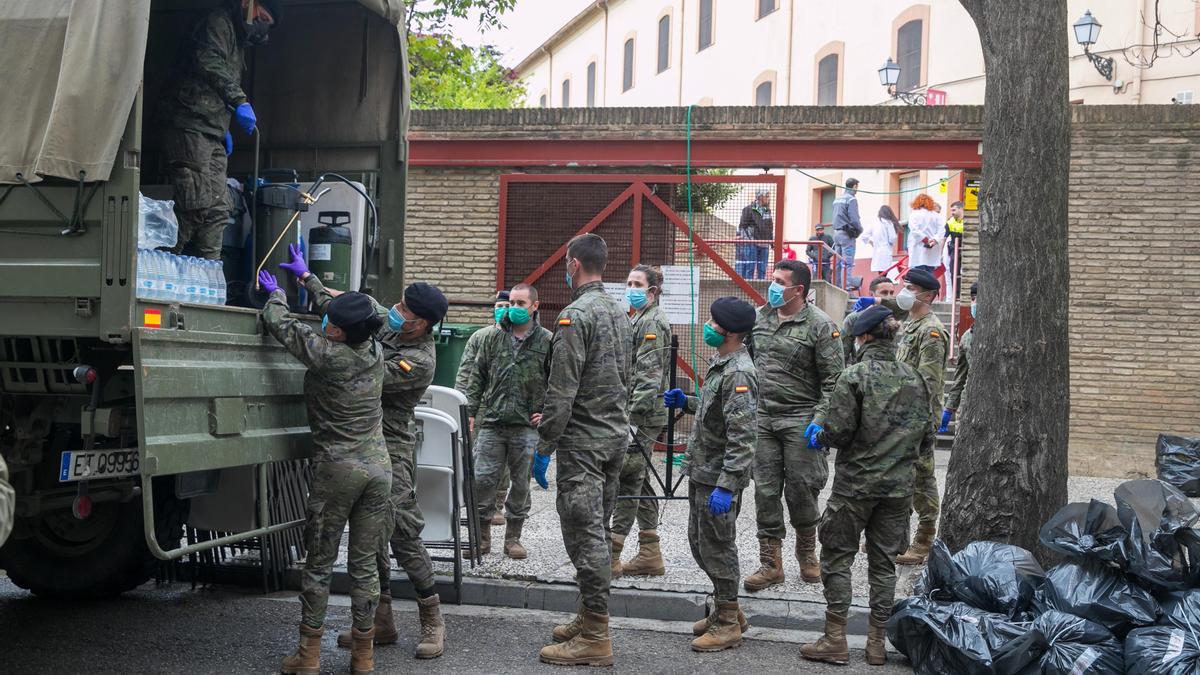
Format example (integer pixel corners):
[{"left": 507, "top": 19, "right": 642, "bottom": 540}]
[
  {"left": 831, "top": 330, "right": 841, "bottom": 338},
  {"left": 930, "top": 330, "right": 941, "bottom": 339},
  {"left": 398, "top": 359, "right": 413, "bottom": 373},
  {"left": 734, "top": 385, "right": 750, "bottom": 393},
  {"left": 558, "top": 318, "right": 572, "bottom": 326},
  {"left": 644, "top": 333, "right": 657, "bottom": 341}
]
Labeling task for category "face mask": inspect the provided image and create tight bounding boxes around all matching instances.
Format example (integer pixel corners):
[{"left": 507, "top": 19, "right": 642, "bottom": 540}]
[
  {"left": 388, "top": 306, "right": 406, "bottom": 332},
  {"left": 493, "top": 307, "right": 508, "bottom": 323},
  {"left": 244, "top": 20, "right": 271, "bottom": 45},
  {"left": 767, "top": 282, "right": 788, "bottom": 308},
  {"left": 970, "top": 302, "right": 977, "bottom": 318},
  {"left": 508, "top": 306, "right": 531, "bottom": 325},
  {"left": 626, "top": 288, "right": 648, "bottom": 309},
  {"left": 896, "top": 287, "right": 917, "bottom": 311},
  {"left": 703, "top": 324, "right": 726, "bottom": 348},
  {"left": 321, "top": 315, "right": 329, "bottom": 333},
  {"left": 564, "top": 259, "right": 575, "bottom": 289},
  {"left": 854, "top": 338, "right": 866, "bottom": 354}
]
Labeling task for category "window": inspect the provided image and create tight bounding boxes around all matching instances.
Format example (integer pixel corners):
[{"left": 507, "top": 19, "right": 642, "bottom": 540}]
[
  {"left": 757, "top": 0, "right": 777, "bottom": 19},
  {"left": 819, "top": 188, "right": 836, "bottom": 224},
  {"left": 657, "top": 16, "right": 671, "bottom": 73},
  {"left": 698, "top": 0, "right": 713, "bottom": 50},
  {"left": 817, "top": 54, "right": 838, "bottom": 106},
  {"left": 755, "top": 81, "right": 772, "bottom": 106},
  {"left": 622, "top": 38, "right": 635, "bottom": 91},
  {"left": 897, "top": 19, "right": 923, "bottom": 91},
  {"left": 586, "top": 62, "right": 596, "bottom": 107},
  {"left": 561, "top": 79, "right": 570, "bottom": 107},
  {"left": 538, "top": 93, "right": 547, "bottom": 108}
]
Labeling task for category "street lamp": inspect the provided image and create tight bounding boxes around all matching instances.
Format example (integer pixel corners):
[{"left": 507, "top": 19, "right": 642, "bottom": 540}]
[
  {"left": 1073, "top": 10, "right": 1114, "bottom": 80},
  {"left": 877, "top": 57, "right": 925, "bottom": 105}
]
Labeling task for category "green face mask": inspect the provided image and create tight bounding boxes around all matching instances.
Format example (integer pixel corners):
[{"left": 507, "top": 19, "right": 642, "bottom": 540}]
[
  {"left": 703, "top": 324, "right": 726, "bottom": 348},
  {"left": 493, "top": 307, "right": 508, "bottom": 323},
  {"left": 508, "top": 306, "right": 531, "bottom": 325}
]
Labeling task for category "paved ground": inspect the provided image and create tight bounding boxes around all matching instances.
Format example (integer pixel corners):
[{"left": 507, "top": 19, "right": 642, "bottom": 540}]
[{"left": 0, "top": 576, "right": 909, "bottom": 674}]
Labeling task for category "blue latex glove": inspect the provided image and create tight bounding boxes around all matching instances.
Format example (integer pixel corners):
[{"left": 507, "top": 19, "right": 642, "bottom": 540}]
[
  {"left": 234, "top": 102, "right": 257, "bottom": 134},
  {"left": 939, "top": 409, "right": 954, "bottom": 434},
  {"left": 663, "top": 388, "right": 686, "bottom": 409},
  {"left": 279, "top": 243, "right": 309, "bottom": 278},
  {"left": 853, "top": 297, "right": 876, "bottom": 313},
  {"left": 531, "top": 453, "right": 551, "bottom": 490},
  {"left": 708, "top": 487, "right": 733, "bottom": 516},
  {"left": 806, "top": 422, "right": 824, "bottom": 449},
  {"left": 223, "top": 130, "right": 233, "bottom": 156},
  {"left": 257, "top": 270, "right": 279, "bottom": 294}
]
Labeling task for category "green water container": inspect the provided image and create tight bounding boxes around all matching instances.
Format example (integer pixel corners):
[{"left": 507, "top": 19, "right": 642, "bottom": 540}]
[{"left": 309, "top": 211, "right": 353, "bottom": 291}]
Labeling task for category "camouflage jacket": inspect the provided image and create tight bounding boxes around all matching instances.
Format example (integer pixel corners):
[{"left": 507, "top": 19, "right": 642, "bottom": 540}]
[
  {"left": 538, "top": 281, "right": 633, "bottom": 450},
  {"left": 627, "top": 302, "right": 672, "bottom": 431},
  {"left": 818, "top": 340, "right": 930, "bottom": 499},
  {"left": 747, "top": 302, "right": 844, "bottom": 424},
  {"left": 844, "top": 301, "right": 910, "bottom": 365},
  {"left": 466, "top": 318, "right": 551, "bottom": 428},
  {"left": 681, "top": 349, "right": 758, "bottom": 491},
  {"left": 945, "top": 327, "right": 973, "bottom": 411},
  {"left": 161, "top": 9, "right": 248, "bottom": 138},
  {"left": 0, "top": 454, "right": 12, "bottom": 547},
  {"left": 895, "top": 311, "right": 950, "bottom": 421},
  {"left": 262, "top": 289, "right": 388, "bottom": 464},
  {"left": 454, "top": 325, "right": 498, "bottom": 393}
]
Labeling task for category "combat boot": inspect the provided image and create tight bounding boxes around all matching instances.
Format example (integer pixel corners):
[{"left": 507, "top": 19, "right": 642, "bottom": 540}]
[
  {"left": 799, "top": 611, "right": 850, "bottom": 665},
  {"left": 337, "top": 591, "right": 398, "bottom": 648},
  {"left": 896, "top": 524, "right": 937, "bottom": 565},
  {"left": 621, "top": 530, "right": 666, "bottom": 576},
  {"left": 690, "top": 601, "right": 744, "bottom": 652},
  {"left": 491, "top": 490, "right": 507, "bottom": 526},
  {"left": 350, "top": 627, "right": 375, "bottom": 674},
  {"left": 504, "top": 519, "right": 527, "bottom": 559},
  {"left": 610, "top": 534, "right": 625, "bottom": 579},
  {"left": 478, "top": 518, "right": 492, "bottom": 555},
  {"left": 796, "top": 528, "right": 822, "bottom": 584},
  {"left": 692, "top": 606, "right": 750, "bottom": 636},
  {"left": 552, "top": 605, "right": 583, "bottom": 643},
  {"left": 743, "top": 537, "right": 785, "bottom": 592},
  {"left": 280, "top": 624, "right": 323, "bottom": 675},
  {"left": 866, "top": 614, "right": 889, "bottom": 666},
  {"left": 539, "top": 608, "right": 614, "bottom": 666},
  {"left": 415, "top": 594, "right": 445, "bottom": 659}
]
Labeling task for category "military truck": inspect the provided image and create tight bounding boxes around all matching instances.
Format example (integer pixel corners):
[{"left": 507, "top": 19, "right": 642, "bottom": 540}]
[{"left": 0, "top": 0, "right": 410, "bottom": 597}]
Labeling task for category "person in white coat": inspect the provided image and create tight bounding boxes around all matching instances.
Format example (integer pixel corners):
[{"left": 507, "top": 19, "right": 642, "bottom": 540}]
[
  {"left": 863, "top": 205, "right": 900, "bottom": 276},
  {"left": 905, "top": 194, "right": 944, "bottom": 271}
]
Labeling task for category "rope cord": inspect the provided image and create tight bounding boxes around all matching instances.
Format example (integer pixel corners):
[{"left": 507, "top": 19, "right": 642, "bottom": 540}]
[{"left": 792, "top": 168, "right": 965, "bottom": 195}]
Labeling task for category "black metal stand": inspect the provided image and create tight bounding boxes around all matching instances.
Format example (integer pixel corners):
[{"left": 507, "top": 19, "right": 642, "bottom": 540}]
[{"left": 618, "top": 334, "right": 687, "bottom": 502}]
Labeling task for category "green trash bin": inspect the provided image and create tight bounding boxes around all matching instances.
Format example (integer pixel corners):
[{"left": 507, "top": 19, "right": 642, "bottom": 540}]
[{"left": 433, "top": 323, "right": 487, "bottom": 388}]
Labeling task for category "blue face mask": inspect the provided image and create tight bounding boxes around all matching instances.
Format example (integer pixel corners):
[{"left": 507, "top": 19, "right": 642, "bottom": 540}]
[
  {"left": 626, "top": 287, "right": 648, "bottom": 309},
  {"left": 565, "top": 258, "right": 575, "bottom": 289},
  {"left": 388, "top": 306, "right": 406, "bottom": 332},
  {"left": 970, "top": 302, "right": 977, "bottom": 318},
  {"left": 767, "top": 282, "right": 787, "bottom": 308},
  {"left": 321, "top": 315, "right": 329, "bottom": 332}
]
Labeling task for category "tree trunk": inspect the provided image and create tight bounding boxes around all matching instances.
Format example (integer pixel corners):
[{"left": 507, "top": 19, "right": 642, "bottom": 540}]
[{"left": 940, "top": 0, "right": 1070, "bottom": 560}]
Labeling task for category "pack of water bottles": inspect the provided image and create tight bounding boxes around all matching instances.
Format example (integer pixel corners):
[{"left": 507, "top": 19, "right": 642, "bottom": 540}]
[{"left": 136, "top": 248, "right": 227, "bottom": 305}]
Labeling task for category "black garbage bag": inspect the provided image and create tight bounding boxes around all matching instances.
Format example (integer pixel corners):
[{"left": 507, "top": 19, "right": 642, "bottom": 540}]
[
  {"left": 915, "top": 540, "right": 1045, "bottom": 619},
  {"left": 887, "top": 596, "right": 1028, "bottom": 675},
  {"left": 1159, "top": 589, "right": 1200, "bottom": 631},
  {"left": 991, "top": 610, "right": 1124, "bottom": 675},
  {"left": 1039, "top": 499, "right": 1128, "bottom": 565},
  {"left": 1034, "top": 558, "right": 1159, "bottom": 637},
  {"left": 1125, "top": 625, "right": 1200, "bottom": 674},
  {"left": 1156, "top": 434, "right": 1200, "bottom": 497},
  {"left": 1114, "top": 479, "right": 1200, "bottom": 591}
]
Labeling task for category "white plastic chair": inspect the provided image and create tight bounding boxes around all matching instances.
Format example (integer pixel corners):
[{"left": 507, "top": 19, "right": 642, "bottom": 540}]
[
  {"left": 420, "top": 384, "right": 468, "bottom": 421},
  {"left": 417, "top": 465, "right": 455, "bottom": 541}
]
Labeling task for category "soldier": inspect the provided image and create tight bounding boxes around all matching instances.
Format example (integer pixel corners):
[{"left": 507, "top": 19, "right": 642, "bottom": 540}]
[
  {"left": 456, "top": 291, "right": 511, "bottom": 528},
  {"left": 800, "top": 305, "right": 931, "bottom": 666},
  {"left": 611, "top": 265, "right": 672, "bottom": 579},
  {"left": 842, "top": 276, "right": 898, "bottom": 364},
  {"left": 664, "top": 297, "right": 758, "bottom": 652},
  {"left": 891, "top": 268, "right": 949, "bottom": 566},
  {"left": 258, "top": 271, "right": 390, "bottom": 675},
  {"left": 744, "top": 259, "right": 844, "bottom": 591},
  {"left": 531, "top": 233, "right": 632, "bottom": 667},
  {"left": 160, "top": 0, "right": 277, "bottom": 259},
  {"left": 465, "top": 283, "right": 550, "bottom": 559},
  {"left": 940, "top": 282, "right": 978, "bottom": 434}
]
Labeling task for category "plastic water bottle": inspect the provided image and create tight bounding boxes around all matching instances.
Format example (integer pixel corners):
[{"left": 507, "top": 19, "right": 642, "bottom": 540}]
[
  {"left": 184, "top": 257, "right": 202, "bottom": 304},
  {"left": 161, "top": 252, "right": 178, "bottom": 302},
  {"left": 212, "top": 260, "right": 227, "bottom": 305},
  {"left": 150, "top": 251, "right": 168, "bottom": 300},
  {"left": 136, "top": 249, "right": 151, "bottom": 299}
]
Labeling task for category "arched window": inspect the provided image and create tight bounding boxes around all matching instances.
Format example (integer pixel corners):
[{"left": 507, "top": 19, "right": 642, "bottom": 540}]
[
  {"left": 623, "top": 38, "right": 635, "bottom": 91},
  {"left": 755, "top": 81, "right": 772, "bottom": 106},
  {"left": 698, "top": 0, "right": 714, "bottom": 51},
  {"left": 897, "top": 19, "right": 923, "bottom": 91},
  {"left": 561, "top": 79, "right": 570, "bottom": 107},
  {"left": 657, "top": 16, "right": 671, "bottom": 73},
  {"left": 586, "top": 62, "right": 597, "bottom": 107},
  {"left": 538, "top": 93, "right": 547, "bottom": 108},
  {"left": 817, "top": 54, "right": 838, "bottom": 106},
  {"left": 757, "top": 0, "right": 778, "bottom": 19}
]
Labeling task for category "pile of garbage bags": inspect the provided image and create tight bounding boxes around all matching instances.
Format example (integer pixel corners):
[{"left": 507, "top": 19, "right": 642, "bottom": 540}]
[{"left": 888, "top": 479, "right": 1200, "bottom": 674}]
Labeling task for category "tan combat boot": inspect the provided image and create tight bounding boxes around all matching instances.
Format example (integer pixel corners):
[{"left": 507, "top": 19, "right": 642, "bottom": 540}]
[
  {"left": 504, "top": 519, "right": 527, "bottom": 559},
  {"left": 690, "top": 601, "right": 744, "bottom": 652},
  {"left": 552, "top": 607, "right": 583, "bottom": 643},
  {"left": 800, "top": 611, "right": 850, "bottom": 665},
  {"left": 743, "top": 537, "right": 785, "bottom": 592},
  {"left": 611, "top": 534, "right": 625, "bottom": 579},
  {"left": 621, "top": 530, "right": 665, "bottom": 576},
  {"left": 280, "top": 624, "right": 323, "bottom": 675},
  {"left": 415, "top": 594, "right": 446, "bottom": 659},
  {"left": 539, "top": 608, "right": 614, "bottom": 666},
  {"left": 895, "top": 524, "right": 937, "bottom": 565},
  {"left": 491, "top": 490, "right": 507, "bottom": 526},
  {"left": 796, "top": 529, "right": 822, "bottom": 584},
  {"left": 350, "top": 627, "right": 375, "bottom": 674},
  {"left": 337, "top": 591, "right": 399, "bottom": 647},
  {"left": 866, "top": 614, "right": 889, "bottom": 666},
  {"left": 692, "top": 606, "right": 750, "bottom": 636},
  {"left": 478, "top": 518, "right": 492, "bottom": 555}
]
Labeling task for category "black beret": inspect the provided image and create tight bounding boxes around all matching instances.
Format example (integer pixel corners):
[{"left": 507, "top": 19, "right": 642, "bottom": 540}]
[
  {"left": 852, "top": 305, "right": 895, "bottom": 337},
  {"left": 970, "top": 281, "right": 979, "bottom": 297},
  {"left": 326, "top": 292, "right": 376, "bottom": 329},
  {"left": 404, "top": 282, "right": 448, "bottom": 324},
  {"left": 496, "top": 290, "right": 510, "bottom": 302},
  {"left": 903, "top": 267, "right": 940, "bottom": 292},
  {"left": 710, "top": 296, "right": 755, "bottom": 334}
]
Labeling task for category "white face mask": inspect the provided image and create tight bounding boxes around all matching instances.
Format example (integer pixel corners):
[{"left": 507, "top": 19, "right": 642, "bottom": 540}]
[{"left": 896, "top": 287, "right": 917, "bottom": 311}]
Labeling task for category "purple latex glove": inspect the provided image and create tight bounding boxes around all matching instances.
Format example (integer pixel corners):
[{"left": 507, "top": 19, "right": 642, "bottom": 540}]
[
  {"left": 279, "top": 243, "right": 308, "bottom": 278},
  {"left": 257, "top": 270, "right": 279, "bottom": 294},
  {"left": 234, "top": 102, "right": 257, "bottom": 134}
]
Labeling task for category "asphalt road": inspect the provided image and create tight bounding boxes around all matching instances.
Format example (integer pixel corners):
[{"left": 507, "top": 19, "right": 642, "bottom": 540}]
[{"left": 0, "top": 576, "right": 912, "bottom": 674}]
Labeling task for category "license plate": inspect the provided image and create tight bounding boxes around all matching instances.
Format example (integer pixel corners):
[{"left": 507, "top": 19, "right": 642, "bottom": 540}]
[{"left": 59, "top": 449, "right": 141, "bottom": 482}]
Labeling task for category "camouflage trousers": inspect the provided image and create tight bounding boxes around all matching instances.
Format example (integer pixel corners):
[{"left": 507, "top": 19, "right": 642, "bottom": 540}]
[
  {"left": 912, "top": 435, "right": 940, "bottom": 528},
  {"left": 300, "top": 458, "right": 392, "bottom": 630},
  {"left": 818, "top": 493, "right": 912, "bottom": 619},
  {"left": 162, "top": 128, "right": 230, "bottom": 260},
  {"left": 688, "top": 481, "right": 743, "bottom": 603},
  {"left": 754, "top": 415, "right": 829, "bottom": 540},
  {"left": 611, "top": 425, "right": 664, "bottom": 536},
  {"left": 473, "top": 424, "right": 536, "bottom": 522},
  {"left": 556, "top": 440, "right": 626, "bottom": 614},
  {"left": 374, "top": 438, "right": 436, "bottom": 594}
]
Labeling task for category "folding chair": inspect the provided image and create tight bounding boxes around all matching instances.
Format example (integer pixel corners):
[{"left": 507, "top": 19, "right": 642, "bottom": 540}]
[
  {"left": 418, "top": 386, "right": 480, "bottom": 565},
  {"left": 413, "top": 408, "right": 473, "bottom": 601}
]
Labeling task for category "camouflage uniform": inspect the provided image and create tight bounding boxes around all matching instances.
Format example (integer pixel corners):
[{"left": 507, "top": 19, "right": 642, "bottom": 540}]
[
  {"left": 538, "top": 280, "right": 632, "bottom": 615},
  {"left": 0, "top": 454, "right": 13, "bottom": 547},
  {"left": 843, "top": 302, "right": 910, "bottom": 366},
  {"left": 262, "top": 289, "right": 391, "bottom": 631},
  {"left": 746, "top": 303, "right": 844, "bottom": 540},
  {"left": 894, "top": 312, "right": 949, "bottom": 529},
  {"left": 465, "top": 318, "right": 552, "bottom": 523},
  {"left": 160, "top": 9, "right": 246, "bottom": 260},
  {"left": 681, "top": 349, "right": 758, "bottom": 602},
  {"left": 815, "top": 339, "right": 930, "bottom": 621},
  {"left": 455, "top": 326, "right": 510, "bottom": 513},
  {"left": 945, "top": 327, "right": 973, "bottom": 413},
  {"left": 611, "top": 302, "right": 672, "bottom": 537}
]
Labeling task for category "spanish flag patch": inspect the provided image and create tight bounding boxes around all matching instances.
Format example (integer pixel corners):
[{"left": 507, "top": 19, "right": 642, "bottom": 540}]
[
  {"left": 735, "top": 385, "right": 750, "bottom": 393},
  {"left": 559, "top": 318, "right": 572, "bottom": 326},
  {"left": 398, "top": 359, "right": 413, "bottom": 373},
  {"left": 644, "top": 333, "right": 657, "bottom": 341},
  {"left": 831, "top": 330, "right": 840, "bottom": 338},
  {"left": 930, "top": 330, "right": 941, "bottom": 339},
  {"left": 143, "top": 308, "right": 162, "bottom": 329}
]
